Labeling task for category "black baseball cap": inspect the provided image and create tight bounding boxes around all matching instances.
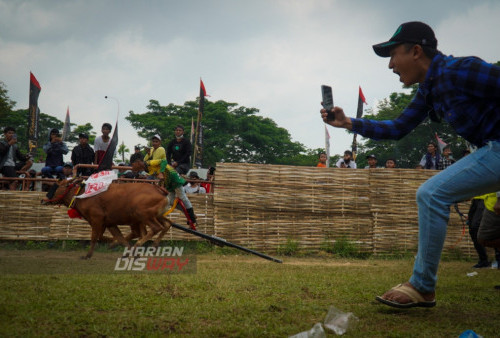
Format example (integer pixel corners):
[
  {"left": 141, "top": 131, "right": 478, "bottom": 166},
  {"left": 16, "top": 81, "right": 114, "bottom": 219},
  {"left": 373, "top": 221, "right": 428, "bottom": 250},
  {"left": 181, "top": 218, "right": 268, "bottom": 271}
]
[
  {"left": 372, "top": 22, "right": 437, "bottom": 57},
  {"left": 78, "top": 133, "right": 89, "bottom": 139},
  {"left": 366, "top": 154, "right": 377, "bottom": 159}
]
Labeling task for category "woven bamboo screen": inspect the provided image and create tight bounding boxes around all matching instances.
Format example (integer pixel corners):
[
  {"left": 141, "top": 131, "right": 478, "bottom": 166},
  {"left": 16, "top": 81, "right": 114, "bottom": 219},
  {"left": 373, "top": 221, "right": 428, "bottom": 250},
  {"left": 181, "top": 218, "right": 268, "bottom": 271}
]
[
  {"left": 212, "top": 163, "right": 473, "bottom": 255},
  {"left": 0, "top": 163, "right": 475, "bottom": 256}
]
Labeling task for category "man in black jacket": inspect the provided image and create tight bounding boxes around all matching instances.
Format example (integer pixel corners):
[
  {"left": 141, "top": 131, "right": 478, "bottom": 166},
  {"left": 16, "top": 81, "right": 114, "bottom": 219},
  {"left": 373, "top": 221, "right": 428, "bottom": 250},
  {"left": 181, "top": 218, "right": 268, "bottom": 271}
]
[
  {"left": 166, "top": 125, "right": 192, "bottom": 175},
  {"left": 71, "top": 133, "right": 95, "bottom": 176},
  {"left": 0, "top": 126, "right": 30, "bottom": 190}
]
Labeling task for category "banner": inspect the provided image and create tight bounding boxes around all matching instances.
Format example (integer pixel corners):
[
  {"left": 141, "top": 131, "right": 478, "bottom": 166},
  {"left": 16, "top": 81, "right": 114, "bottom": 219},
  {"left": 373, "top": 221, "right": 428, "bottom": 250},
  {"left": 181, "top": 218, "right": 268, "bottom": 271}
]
[
  {"left": 192, "top": 79, "right": 207, "bottom": 168},
  {"left": 27, "top": 72, "right": 41, "bottom": 154},
  {"left": 435, "top": 132, "right": 447, "bottom": 153},
  {"left": 97, "top": 121, "right": 118, "bottom": 172},
  {"left": 352, "top": 86, "right": 367, "bottom": 160},
  {"left": 62, "top": 106, "right": 71, "bottom": 141},
  {"left": 76, "top": 171, "right": 118, "bottom": 198}
]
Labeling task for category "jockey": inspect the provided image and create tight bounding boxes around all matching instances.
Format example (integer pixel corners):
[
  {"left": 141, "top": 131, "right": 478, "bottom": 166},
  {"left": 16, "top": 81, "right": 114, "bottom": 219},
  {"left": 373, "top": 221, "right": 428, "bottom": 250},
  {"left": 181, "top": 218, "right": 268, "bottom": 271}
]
[{"left": 158, "top": 160, "right": 197, "bottom": 226}]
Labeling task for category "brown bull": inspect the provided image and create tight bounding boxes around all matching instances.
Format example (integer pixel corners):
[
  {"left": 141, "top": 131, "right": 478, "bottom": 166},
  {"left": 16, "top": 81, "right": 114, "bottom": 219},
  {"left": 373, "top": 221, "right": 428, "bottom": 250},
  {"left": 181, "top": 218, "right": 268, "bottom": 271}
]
[{"left": 42, "top": 178, "right": 172, "bottom": 259}]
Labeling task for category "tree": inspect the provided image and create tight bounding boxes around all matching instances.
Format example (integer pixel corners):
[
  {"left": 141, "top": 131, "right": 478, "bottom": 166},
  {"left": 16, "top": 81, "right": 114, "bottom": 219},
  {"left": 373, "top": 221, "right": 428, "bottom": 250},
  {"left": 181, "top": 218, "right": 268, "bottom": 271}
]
[
  {"left": 69, "top": 123, "right": 97, "bottom": 144},
  {"left": 126, "top": 99, "right": 309, "bottom": 167},
  {"left": 353, "top": 85, "right": 468, "bottom": 168},
  {"left": 117, "top": 141, "right": 130, "bottom": 163}
]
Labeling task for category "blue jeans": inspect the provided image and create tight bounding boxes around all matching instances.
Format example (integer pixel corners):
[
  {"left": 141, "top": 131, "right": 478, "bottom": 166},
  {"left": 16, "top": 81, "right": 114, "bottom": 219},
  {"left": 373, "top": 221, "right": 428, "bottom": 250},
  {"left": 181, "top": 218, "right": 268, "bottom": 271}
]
[
  {"left": 410, "top": 141, "right": 500, "bottom": 293},
  {"left": 41, "top": 165, "right": 63, "bottom": 178}
]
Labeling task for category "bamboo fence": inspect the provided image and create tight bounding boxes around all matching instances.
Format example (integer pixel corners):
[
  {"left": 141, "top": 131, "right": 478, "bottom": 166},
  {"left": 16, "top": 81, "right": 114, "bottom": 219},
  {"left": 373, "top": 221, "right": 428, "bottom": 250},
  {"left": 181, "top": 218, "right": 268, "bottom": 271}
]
[{"left": 0, "top": 163, "right": 477, "bottom": 256}]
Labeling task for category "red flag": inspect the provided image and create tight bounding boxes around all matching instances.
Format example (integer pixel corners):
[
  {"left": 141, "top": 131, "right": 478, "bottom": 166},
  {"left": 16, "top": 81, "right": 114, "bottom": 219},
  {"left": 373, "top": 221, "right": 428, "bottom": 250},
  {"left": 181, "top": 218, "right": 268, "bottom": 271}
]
[
  {"left": 356, "top": 86, "right": 367, "bottom": 119},
  {"left": 28, "top": 72, "right": 42, "bottom": 154},
  {"left": 193, "top": 79, "right": 207, "bottom": 168},
  {"left": 359, "top": 86, "right": 366, "bottom": 104}
]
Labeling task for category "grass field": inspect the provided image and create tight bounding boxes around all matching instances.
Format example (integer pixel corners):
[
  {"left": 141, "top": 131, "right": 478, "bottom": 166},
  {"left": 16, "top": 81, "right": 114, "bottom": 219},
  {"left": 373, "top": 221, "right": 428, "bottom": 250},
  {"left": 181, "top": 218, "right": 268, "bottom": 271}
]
[{"left": 0, "top": 243, "right": 499, "bottom": 337}]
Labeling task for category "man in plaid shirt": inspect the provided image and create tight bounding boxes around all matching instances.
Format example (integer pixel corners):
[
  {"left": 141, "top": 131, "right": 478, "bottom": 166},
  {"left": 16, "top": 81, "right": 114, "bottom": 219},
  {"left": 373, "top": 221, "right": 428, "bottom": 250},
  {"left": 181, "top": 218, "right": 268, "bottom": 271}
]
[{"left": 321, "top": 21, "right": 500, "bottom": 309}]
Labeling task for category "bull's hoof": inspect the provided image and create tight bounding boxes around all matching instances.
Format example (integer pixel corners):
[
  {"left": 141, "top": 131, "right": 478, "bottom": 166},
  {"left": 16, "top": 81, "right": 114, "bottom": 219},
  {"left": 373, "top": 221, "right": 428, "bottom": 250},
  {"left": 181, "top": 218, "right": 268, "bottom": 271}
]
[{"left": 80, "top": 255, "right": 91, "bottom": 260}]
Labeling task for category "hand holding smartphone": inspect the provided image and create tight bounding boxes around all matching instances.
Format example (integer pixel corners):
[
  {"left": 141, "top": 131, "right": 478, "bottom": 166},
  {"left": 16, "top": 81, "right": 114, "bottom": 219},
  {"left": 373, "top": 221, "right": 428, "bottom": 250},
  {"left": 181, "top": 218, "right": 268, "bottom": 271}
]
[{"left": 321, "top": 85, "right": 335, "bottom": 121}]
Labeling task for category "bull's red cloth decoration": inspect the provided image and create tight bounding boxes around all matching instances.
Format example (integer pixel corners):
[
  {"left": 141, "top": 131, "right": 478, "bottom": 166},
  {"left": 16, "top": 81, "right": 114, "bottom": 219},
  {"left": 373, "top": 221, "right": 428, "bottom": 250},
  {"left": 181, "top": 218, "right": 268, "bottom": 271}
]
[
  {"left": 67, "top": 208, "right": 82, "bottom": 219},
  {"left": 76, "top": 170, "right": 118, "bottom": 198}
]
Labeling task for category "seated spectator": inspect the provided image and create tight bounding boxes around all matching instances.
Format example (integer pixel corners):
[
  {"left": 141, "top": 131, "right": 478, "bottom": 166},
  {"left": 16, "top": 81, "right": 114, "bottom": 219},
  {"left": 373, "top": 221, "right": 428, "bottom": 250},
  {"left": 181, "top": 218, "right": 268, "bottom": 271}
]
[
  {"left": 71, "top": 133, "right": 95, "bottom": 176},
  {"left": 144, "top": 134, "right": 166, "bottom": 178},
  {"left": 0, "top": 127, "right": 31, "bottom": 190},
  {"left": 385, "top": 158, "right": 397, "bottom": 168},
  {"left": 130, "top": 145, "right": 144, "bottom": 165},
  {"left": 316, "top": 152, "right": 328, "bottom": 167},
  {"left": 437, "top": 145, "right": 455, "bottom": 170},
  {"left": 41, "top": 128, "right": 68, "bottom": 178},
  {"left": 364, "top": 154, "right": 379, "bottom": 168},
  {"left": 62, "top": 163, "right": 74, "bottom": 179},
  {"left": 419, "top": 142, "right": 440, "bottom": 170},
  {"left": 336, "top": 150, "right": 357, "bottom": 168},
  {"left": 123, "top": 160, "right": 147, "bottom": 180},
  {"left": 184, "top": 171, "right": 206, "bottom": 194},
  {"left": 201, "top": 166, "right": 215, "bottom": 193}
]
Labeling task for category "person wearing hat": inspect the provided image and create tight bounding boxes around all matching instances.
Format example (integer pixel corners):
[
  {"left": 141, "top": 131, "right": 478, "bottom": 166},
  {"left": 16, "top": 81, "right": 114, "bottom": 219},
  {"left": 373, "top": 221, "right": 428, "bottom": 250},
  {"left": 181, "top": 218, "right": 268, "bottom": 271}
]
[
  {"left": 71, "top": 133, "right": 95, "bottom": 176},
  {"left": 62, "top": 162, "right": 74, "bottom": 179},
  {"left": 166, "top": 124, "right": 192, "bottom": 175},
  {"left": 41, "top": 128, "right": 68, "bottom": 178},
  {"left": 320, "top": 21, "right": 500, "bottom": 308},
  {"left": 364, "top": 154, "right": 379, "bottom": 169},
  {"left": 143, "top": 134, "right": 166, "bottom": 178},
  {"left": 184, "top": 171, "right": 206, "bottom": 194},
  {"left": 129, "top": 145, "right": 144, "bottom": 165},
  {"left": 335, "top": 150, "right": 357, "bottom": 168}
]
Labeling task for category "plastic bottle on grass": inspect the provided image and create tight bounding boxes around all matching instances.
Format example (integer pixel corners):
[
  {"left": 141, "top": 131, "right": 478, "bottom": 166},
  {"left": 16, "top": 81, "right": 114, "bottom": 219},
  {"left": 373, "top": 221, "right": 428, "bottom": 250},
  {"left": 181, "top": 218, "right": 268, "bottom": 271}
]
[
  {"left": 289, "top": 322, "right": 325, "bottom": 338},
  {"left": 323, "top": 306, "right": 359, "bottom": 335}
]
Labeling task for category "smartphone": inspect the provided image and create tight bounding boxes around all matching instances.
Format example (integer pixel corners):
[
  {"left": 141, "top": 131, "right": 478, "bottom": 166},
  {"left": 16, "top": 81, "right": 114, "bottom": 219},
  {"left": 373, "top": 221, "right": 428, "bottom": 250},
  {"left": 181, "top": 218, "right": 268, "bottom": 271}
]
[{"left": 321, "top": 85, "right": 335, "bottom": 121}]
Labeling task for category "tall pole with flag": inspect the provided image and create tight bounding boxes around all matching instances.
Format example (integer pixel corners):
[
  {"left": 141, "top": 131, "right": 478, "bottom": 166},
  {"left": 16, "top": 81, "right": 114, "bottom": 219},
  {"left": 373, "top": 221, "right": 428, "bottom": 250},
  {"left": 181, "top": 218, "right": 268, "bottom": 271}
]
[
  {"left": 192, "top": 79, "right": 207, "bottom": 168},
  {"left": 27, "top": 72, "right": 41, "bottom": 155},
  {"left": 352, "top": 86, "right": 367, "bottom": 161},
  {"left": 61, "top": 106, "right": 71, "bottom": 141}
]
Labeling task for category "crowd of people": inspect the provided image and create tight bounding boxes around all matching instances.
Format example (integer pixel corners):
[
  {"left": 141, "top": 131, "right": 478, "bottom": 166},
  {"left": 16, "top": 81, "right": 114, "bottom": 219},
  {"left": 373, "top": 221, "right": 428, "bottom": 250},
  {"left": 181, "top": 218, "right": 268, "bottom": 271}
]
[{"left": 0, "top": 123, "right": 215, "bottom": 196}]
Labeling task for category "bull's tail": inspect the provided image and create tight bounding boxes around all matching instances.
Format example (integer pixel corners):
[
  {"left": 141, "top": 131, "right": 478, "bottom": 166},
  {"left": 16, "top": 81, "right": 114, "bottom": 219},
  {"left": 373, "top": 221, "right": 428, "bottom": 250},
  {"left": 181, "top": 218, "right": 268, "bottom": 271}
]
[{"left": 153, "top": 184, "right": 169, "bottom": 196}]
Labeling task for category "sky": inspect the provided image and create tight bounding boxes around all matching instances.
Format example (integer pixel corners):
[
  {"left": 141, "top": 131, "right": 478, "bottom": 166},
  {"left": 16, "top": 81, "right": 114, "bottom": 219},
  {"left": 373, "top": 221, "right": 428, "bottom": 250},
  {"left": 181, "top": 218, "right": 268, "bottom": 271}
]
[{"left": 1, "top": 0, "right": 500, "bottom": 163}]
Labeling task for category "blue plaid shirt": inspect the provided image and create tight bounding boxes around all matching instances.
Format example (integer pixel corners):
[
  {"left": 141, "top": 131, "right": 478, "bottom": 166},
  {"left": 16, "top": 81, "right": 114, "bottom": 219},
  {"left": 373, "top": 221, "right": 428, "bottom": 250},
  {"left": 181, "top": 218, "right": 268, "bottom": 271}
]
[{"left": 351, "top": 53, "right": 500, "bottom": 147}]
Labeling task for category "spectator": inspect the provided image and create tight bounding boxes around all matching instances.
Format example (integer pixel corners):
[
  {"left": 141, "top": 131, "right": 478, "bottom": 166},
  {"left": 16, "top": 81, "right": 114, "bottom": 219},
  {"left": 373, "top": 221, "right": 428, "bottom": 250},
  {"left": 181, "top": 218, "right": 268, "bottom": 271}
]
[
  {"left": 467, "top": 195, "right": 499, "bottom": 268},
  {"left": 385, "top": 158, "right": 397, "bottom": 168},
  {"left": 478, "top": 191, "right": 500, "bottom": 251},
  {"left": 419, "top": 142, "right": 440, "bottom": 170},
  {"left": 129, "top": 145, "right": 144, "bottom": 165},
  {"left": 0, "top": 127, "right": 31, "bottom": 190},
  {"left": 62, "top": 163, "right": 74, "bottom": 179},
  {"left": 41, "top": 128, "right": 68, "bottom": 178},
  {"left": 71, "top": 133, "right": 95, "bottom": 176},
  {"left": 364, "top": 154, "right": 379, "bottom": 168},
  {"left": 144, "top": 134, "right": 166, "bottom": 178},
  {"left": 184, "top": 171, "right": 206, "bottom": 194},
  {"left": 320, "top": 21, "right": 500, "bottom": 308},
  {"left": 437, "top": 145, "right": 455, "bottom": 170},
  {"left": 201, "top": 166, "right": 215, "bottom": 193},
  {"left": 335, "top": 150, "right": 357, "bottom": 168},
  {"left": 94, "top": 123, "right": 112, "bottom": 165},
  {"left": 123, "top": 160, "right": 147, "bottom": 179},
  {"left": 316, "top": 152, "right": 327, "bottom": 167},
  {"left": 166, "top": 124, "right": 192, "bottom": 175}
]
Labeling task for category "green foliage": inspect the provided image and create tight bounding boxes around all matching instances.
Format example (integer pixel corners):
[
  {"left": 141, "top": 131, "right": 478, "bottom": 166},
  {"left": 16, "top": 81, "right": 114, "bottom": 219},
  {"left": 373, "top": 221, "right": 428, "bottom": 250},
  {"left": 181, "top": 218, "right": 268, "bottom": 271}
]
[
  {"left": 277, "top": 238, "right": 300, "bottom": 256},
  {"left": 117, "top": 141, "right": 130, "bottom": 163},
  {"left": 67, "top": 123, "right": 96, "bottom": 144},
  {"left": 126, "top": 99, "right": 309, "bottom": 167},
  {"left": 320, "top": 237, "right": 370, "bottom": 258},
  {"left": 354, "top": 85, "right": 469, "bottom": 168}
]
